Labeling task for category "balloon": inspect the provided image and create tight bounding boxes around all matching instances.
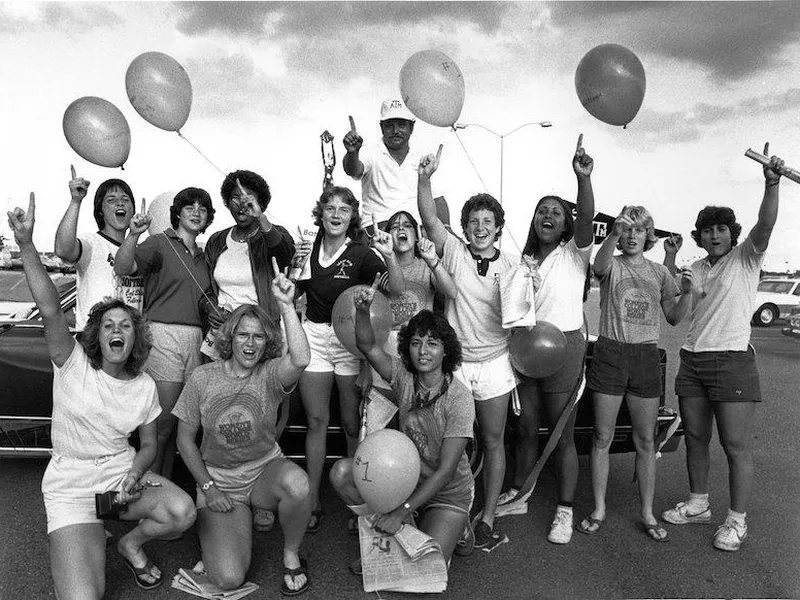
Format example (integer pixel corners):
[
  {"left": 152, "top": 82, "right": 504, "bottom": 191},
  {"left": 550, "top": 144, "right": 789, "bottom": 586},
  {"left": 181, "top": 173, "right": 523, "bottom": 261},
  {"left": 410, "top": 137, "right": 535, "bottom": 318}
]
[
  {"left": 353, "top": 429, "right": 421, "bottom": 514},
  {"left": 126, "top": 51, "right": 192, "bottom": 132},
  {"left": 146, "top": 190, "right": 177, "bottom": 235},
  {"left": 575, "top": 43, "right": 646, "bottom": 127},
  {"left": 399, "top": 50, "right": 465, "bottom": 127},
  {"left": 331, "top": 286, "right": 393, "bottom": 357},
  {"left": 62, "top": 97, "right": 131, "bottom": 168},
  {"left": 509, "top": 321, "right": 569, "bottom": 379}
]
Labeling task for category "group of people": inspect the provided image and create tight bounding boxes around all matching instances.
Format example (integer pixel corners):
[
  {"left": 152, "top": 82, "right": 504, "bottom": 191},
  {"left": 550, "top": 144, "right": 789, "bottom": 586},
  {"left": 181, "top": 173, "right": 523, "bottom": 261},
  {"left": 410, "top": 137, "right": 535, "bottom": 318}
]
[{"left": 6, "top": 96, "right": 785, "bottom": 598}]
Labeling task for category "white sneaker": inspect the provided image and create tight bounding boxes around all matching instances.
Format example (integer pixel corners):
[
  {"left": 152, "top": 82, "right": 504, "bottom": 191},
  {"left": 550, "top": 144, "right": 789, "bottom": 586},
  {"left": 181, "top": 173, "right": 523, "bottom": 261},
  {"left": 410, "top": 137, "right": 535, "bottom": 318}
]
[
  {"left": 713, "top": 516, "right": 747, "bottom": 552},
  {"left": 662, "top": 501, "right": 712, "bottom": 525},
  {"left": 547, "top": 509, "right": 573, "bottom": 544}
]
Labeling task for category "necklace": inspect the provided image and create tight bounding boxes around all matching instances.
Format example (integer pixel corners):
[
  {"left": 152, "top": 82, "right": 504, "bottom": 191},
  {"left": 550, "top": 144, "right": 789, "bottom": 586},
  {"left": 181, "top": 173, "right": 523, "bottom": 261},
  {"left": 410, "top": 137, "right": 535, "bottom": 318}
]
[
  {"left": 413, "top": 374, "right": 449, "bottom": 409},
  {"left": 233, "top": 226, "right": 259, "bottom": 243}
]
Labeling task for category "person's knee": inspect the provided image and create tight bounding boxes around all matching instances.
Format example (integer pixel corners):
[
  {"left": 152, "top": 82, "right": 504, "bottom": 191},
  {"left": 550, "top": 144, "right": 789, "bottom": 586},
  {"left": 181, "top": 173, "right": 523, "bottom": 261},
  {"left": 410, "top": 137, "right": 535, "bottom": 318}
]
[
  {"left": 482, "top": 430, "right": 505, "bottom": 452},
  {"left": 592, "top": 428, "right": 614, "bottom": 451},
  {"left": 167, "top": 494, "right": 197, "bottom": 531},
  {"left": 719, "top": 436, "right": 750, "bottom": 460},
  {"left": 340, "top": 416, "right": 360, "bottom": 439},
  {"left": 210, "top": 567, "right": 246, "bottom": 591},
  {"left": 281, "top": 468, "right": 311, "bottom": 504},
  {"left": 305, "top": 413, "right": 329, "bottom": 433},
  {"left": 632, "top": 430, "right": 655, "bottom": 454},
  {"left": 684, "top": 427, "right": 712, "bottom": 446},
  {"left": 329, "top": 459, "right": 353, "bottom": 491}
]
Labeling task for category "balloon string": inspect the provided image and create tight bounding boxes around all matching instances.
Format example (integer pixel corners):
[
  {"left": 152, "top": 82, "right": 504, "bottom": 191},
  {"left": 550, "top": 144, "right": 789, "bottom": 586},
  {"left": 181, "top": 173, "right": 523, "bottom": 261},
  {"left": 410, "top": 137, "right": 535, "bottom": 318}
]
[{"left": 176, "top": 130, "right": 290, "bottom": 231}]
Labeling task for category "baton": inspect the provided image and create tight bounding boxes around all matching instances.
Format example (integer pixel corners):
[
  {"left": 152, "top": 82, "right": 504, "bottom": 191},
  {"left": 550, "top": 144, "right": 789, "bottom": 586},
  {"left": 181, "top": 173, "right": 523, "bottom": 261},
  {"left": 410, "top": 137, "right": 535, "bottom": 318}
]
[{"left": 744, "top": 149, "right": 800, "bottom": 184}]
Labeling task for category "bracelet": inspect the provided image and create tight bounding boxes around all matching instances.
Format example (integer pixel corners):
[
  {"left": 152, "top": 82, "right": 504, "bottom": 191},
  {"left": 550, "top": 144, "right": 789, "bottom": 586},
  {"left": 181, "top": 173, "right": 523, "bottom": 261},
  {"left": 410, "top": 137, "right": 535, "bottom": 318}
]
[
  {"left": 428, "top": 259, "right": 440, "bottom": 270},
  {"left": 766, "top": 180, "right": 780, "bottom": 188}
]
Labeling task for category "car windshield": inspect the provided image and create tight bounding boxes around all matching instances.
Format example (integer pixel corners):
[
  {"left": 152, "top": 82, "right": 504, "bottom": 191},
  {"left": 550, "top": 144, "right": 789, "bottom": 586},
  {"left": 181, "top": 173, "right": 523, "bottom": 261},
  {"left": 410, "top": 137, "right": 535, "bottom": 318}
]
[
  {"left": 0, "top": 270, "right": 74, "bottom": 301},
  {"left": 757, "top": 281, "right": 796, "bottom": 294}
]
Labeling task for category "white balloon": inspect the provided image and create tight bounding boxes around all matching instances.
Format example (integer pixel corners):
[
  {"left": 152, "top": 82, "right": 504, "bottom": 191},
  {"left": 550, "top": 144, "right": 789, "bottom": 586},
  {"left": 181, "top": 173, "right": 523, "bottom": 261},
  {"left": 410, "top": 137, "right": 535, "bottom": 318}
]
[
  {"left": 146, "top": 190, "right": 177, "bottom": 235},
  {"left": 399, "top": 50, "right": 465, "bottom": 127}
]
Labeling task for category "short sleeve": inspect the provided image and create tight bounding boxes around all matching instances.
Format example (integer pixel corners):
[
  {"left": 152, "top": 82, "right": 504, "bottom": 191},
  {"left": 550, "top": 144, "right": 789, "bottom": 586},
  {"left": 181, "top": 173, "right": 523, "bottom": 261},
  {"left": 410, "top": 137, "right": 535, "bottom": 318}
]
[
  {"left": 75, "top": 235, "right": 92, "bottom": 271},
  {"left": 659, "top": 263, "right": 680, "bottom": 300},
  {"left": 356, "top": 146, "right": 377, "bottom": 181},
  {"left": 172, "top": 370, "right": 203, "bottom": 426},
  {"left": 140, "top": 378, "right": 162, "bottom": 426},
  {"left": 441, "top": 231, "right": 466, "bottom": 273},
  {"left": 739, "top": 236, "right": 765, "bottom": 272},
  {"left": 133, "top": 234, "right": 163, "bottom": 276},
  {"left": 443, "top": 383, "right": 475, "bottom": 440},
  {"left": 358, "top": 245, "right": 387, "bottom": 285}
]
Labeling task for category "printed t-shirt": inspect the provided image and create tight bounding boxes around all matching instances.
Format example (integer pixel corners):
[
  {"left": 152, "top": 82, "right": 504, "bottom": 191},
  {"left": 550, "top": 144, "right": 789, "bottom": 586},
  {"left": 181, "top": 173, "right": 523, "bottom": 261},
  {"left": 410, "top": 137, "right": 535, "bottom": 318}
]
[
  {"left": 172, "top": 360, "right": 293, "bottom": 469},
  {"left": 533, "top": 238, "right": 592, "bottom": 332},
  {"left": 390, "top": 257, "right": 436, "bottom": 328},
  {"left": 390, "top": 358, "right": 475, "bottom": 500},
  {"left": 51, "top": 343, "right": 160, "bottom": 459},
  {"left": 74, "top": 232, "right": 144, "bottom": 330},
  {"left": 598, "top": 256, "right": 679, "bottom": 344},
  {"left": 441, "top": 233, "right": 516, "bottom": 362},
  {"left": 683, "top": 237, "right": 764, "bottom": 352}
]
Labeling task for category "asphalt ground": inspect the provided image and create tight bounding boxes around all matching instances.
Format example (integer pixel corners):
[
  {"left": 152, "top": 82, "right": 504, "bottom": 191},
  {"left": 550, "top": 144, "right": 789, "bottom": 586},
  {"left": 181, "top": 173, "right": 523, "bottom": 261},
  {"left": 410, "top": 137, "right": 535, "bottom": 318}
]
[{"left": 1, "top": 289, "right": 799, "bottom": 599}]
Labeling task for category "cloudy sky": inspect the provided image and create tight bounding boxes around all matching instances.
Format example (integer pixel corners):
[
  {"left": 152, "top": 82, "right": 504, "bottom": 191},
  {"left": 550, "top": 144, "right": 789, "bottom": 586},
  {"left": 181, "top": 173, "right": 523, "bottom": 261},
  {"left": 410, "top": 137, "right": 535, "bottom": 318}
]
[{"left": 1, "top": 1, "right": 799, "bottom": 269}]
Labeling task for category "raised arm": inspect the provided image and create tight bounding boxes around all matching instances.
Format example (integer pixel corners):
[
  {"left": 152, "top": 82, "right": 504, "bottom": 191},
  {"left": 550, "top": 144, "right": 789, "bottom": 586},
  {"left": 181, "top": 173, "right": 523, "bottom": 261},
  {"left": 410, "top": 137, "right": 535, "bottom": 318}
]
[
  {"left": 593, "top": 207, "right": 630, "bottom": 278},
  {"left": 572, "top": 134, "right": 595, "bottom": 248},
  {"left": 662, "top": 234, "right": 683, "bottom": 277},
  {"left": 370, "top": 220, "right": 406, "bottom": 296},
  {"left": 114, "top": 198, "right": 150, "bottom": 276},
  {"left": 271, "top": 257, "right": 310, "bottom": 388},
  {"left": 418, "top": 237, "right": 457, "bottom": 300},
  {"left": 54, "top": 165, "right": 90, "bottom": 262},
  {"left": 354, "top": 276, "right": 393, "bottom": 382},
  {"left": 417, "top": 145, "right": 448, "bottom": 253},
  {"left": 8, "top": 193, "right": 74, "bottom": 366},
  {"left": 750, "top": 142, "right": 783, "bottom": 253},
  {"left": 342, "top": 116, "right": 365, "bottom": 178},
  {"left": 662, "top": 268, "right": 694, "bottom": 326}
]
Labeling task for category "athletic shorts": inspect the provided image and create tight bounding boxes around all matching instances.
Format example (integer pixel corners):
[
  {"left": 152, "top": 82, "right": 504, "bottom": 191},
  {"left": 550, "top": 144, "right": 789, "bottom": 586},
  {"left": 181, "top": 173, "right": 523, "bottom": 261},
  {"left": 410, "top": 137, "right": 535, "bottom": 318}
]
[
  {"left": 195, "top": 445, "right": 284, "bottom": 509},
  {"left": 146, "top": 322, "right": 203, "bottom": 384},
  {"left": 675, "top": 346, "right": 762, "bottom": 402},
  {"left": 41, "top": 448, "right": 134, "bottom": 533},
  {"left": 515, "top": 329, "right": 586, "bottom": 394},
  {"left": 587, "top": 337, "right": 662, "bottom": 398},
  {"left": 304, "top": 320, "right": 361, "bottom": 376},
  {"left": 454, "top": 351, "right": 517, "bottom": 401},
  {"left": 422, "top": 480, "right": 474, "bottom": 516}
]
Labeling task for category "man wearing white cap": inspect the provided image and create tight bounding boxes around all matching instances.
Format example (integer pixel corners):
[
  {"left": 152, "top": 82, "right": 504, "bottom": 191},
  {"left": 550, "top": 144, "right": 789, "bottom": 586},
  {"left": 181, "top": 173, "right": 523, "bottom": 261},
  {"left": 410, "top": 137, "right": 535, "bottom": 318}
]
[{"left": 343, "top": 98, "right": 446, "bottom": 234}]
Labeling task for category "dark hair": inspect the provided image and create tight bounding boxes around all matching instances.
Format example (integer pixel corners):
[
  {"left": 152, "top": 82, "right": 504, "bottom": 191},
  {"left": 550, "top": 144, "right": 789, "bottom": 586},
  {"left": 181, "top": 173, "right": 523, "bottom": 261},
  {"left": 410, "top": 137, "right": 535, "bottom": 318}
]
[
  {"left": 93, "top": 179, "right": 135, "bottom": 230},
  {"left": 386, "top": 210, "right": 421, "bottom": 257},
  {"left": 215, "top": 304, "right": 282, "bottom": 363},
  {"left": 397, "top": 310, "right": 462, "bottom": 376},
  {"left": 522, "top": 195, "right": 575, "bottom": 257},
  {"left": 460, "top": 193, "right": 505, "bottom": 241},
  {"left": 80, "top": 298, "right": 150, "bottom": 375},
  {"left": 312, "top": 186, "right": 363, "bottom": 240},
  {"left": 220, "top": 170, "right": 271, "bottom": 210},
  {"left": 691, "top": 206, "right": 742, "bottom": 248},
  {"left": 169, "top": 187, "right": 216, "bottom": 232}
]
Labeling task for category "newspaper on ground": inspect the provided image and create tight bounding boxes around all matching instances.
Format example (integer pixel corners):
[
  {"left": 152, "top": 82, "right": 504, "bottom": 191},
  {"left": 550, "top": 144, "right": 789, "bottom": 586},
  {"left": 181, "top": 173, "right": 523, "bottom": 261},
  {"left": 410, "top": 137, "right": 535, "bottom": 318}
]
[
  {"left": 171, "top": 561, "right": 259, "bottom": 600},
  {"left": 499, "top": 262, "right": 537, "bottom": 328},
  {"left": 358, "top": 515, "right": 448, "bottom": 593}
]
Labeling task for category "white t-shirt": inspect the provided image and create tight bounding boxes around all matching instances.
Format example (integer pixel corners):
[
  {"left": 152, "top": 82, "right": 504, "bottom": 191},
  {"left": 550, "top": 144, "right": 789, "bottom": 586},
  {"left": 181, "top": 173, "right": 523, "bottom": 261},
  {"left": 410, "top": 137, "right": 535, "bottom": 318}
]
[
  {"left": 214, "top": 231, "right": 259, "bottom": 310},
  {"left": 442, "top": 233, "right": 517, "bottom": 362},
  {"left": 534, "top": 238, "right": 592, "bottom": 332},
  {"left": 683, "top": 237, "right": 764, "bottom": 352},
  {"left": 74, "top": 232, "right": 144, "bottom": 330},
  {"left": 355, "top": 143, "right": 437, "bottom": 224},
  {"left": 51, "top": 343, "right": 160, "bottom": 459}
]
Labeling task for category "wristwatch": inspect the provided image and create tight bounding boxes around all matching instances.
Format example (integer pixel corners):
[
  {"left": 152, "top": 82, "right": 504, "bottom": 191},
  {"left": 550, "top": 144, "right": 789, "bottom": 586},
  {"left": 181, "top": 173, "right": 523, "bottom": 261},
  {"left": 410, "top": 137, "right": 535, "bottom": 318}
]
[
  {"left": 201, "top": 480, "right": 215, "bottom": 492},
  {"left": 402, "top": 502, "right": 413, "bottom": 514}
]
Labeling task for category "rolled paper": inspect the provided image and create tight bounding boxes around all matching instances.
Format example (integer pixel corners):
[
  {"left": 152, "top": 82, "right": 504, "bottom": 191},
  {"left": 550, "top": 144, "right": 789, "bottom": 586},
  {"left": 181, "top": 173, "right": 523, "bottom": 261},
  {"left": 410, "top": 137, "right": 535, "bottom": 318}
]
[{"left": 745, "top": 149, "right": 800, "bottom": 184}]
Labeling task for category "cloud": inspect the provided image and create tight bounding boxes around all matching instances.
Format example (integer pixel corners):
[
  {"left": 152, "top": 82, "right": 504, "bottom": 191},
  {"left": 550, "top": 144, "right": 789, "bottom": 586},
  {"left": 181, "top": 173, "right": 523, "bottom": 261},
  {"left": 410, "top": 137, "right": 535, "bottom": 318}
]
[{"left": 0, "top": 2, "right": 123, "bottom": 34}]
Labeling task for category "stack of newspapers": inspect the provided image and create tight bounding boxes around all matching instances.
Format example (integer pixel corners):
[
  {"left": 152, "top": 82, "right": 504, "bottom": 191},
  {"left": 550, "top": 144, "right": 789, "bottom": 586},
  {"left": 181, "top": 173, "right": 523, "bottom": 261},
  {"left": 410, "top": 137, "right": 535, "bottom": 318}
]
[{"left": 171, "top": 562, "right": 259, "bottom": 599}]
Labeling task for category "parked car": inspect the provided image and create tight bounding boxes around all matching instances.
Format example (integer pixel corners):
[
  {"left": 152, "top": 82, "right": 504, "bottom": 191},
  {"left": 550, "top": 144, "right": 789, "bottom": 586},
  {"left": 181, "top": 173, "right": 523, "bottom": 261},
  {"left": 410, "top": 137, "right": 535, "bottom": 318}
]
[
  {"left": 752, "top": 278, "right": 800, "bottom": 326},
  {"left": 0, "top": 270, "right": 75, "bottom": 321},
  {"left": 781, "top": 309, "right": 800, "bottom": 340},
  {"left": 0, "top": 277, "right": 682, "bottom": 470}
]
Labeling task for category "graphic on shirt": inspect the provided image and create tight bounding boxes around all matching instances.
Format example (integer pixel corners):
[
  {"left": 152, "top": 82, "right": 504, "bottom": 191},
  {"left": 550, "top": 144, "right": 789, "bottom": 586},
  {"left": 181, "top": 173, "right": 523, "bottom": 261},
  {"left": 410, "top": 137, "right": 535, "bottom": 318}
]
[
  {"left": 205, "top": 387, "right": 264, "bottom": 449},
  {"left": 390, "top": 282, "right": 425, "bottom": 326},
  {"left": 334, "top": 258, "right": 353, "bottom": 279},
  {"left": 403, "top": 407, "right": 441, "bottom": 471},
  {"left": 615, "top": 277, "right": 658, "bottom": 326}
]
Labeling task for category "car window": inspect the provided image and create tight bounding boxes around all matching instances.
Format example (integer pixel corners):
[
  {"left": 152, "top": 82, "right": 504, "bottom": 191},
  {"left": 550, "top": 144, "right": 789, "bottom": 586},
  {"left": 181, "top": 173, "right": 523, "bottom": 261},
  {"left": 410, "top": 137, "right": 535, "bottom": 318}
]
[
  {"left": 793, "top": 285, "right": 800, "bottom": 297},
  {"left": 758, "top": 281, "right": 797, "bottom": 294}
]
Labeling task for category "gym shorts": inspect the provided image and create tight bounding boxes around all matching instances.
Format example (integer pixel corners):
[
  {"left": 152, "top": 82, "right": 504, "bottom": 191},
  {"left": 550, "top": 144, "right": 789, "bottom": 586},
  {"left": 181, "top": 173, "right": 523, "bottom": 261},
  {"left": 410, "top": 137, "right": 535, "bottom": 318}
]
[
  {"left": 675, "top": 346, "right": 761, "bottom": 402},
  {"left": 587, "top": 336, "right": 662, "bottom": 398},
  {"left": 454, "top": 351, "right": 517, "bottom": 401},
  {"left": 146, "top": 322, "right": 203, "bottom": 384},
  {"left": 303, "top": 320, "right": 361, "bottom": 376}
]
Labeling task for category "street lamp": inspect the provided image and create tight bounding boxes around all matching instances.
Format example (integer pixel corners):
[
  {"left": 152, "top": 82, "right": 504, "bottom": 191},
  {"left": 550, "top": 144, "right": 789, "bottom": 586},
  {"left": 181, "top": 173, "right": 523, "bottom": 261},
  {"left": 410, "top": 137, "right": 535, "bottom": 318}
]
[{"left": 453, "top": 120, "right": 553, "bottom": 205}]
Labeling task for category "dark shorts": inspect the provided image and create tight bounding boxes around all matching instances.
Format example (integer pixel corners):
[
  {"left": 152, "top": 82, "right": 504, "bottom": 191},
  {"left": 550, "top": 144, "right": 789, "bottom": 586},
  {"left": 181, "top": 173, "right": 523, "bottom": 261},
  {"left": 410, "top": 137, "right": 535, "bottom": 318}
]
[
  {"left": 516, "top": 329, "right": 586, "bottom": 394},
  {"left": 587, "top": 337, "right": 662, "bottom": 398},
  {"left": 674, "top": 346, "right": 762, "bottom": 403}
]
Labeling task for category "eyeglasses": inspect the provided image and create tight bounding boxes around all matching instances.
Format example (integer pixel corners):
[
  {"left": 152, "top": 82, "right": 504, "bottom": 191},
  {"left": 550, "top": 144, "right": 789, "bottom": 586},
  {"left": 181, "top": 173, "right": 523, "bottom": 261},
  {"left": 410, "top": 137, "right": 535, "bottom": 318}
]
[{"left": 323, "top": 205, "right": 353, "bottom": 217}]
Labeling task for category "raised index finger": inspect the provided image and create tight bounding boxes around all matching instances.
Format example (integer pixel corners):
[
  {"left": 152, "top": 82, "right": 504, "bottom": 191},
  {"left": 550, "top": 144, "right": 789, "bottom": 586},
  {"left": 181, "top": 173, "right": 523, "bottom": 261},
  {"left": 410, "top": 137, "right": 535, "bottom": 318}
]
[
  {"left": 371, "top": 272, "right": 381, "bottom": 291},
  {"left": 576, "top": 134, "right": 584, "bottom": 152},
  {"left": 28, "top": 192, "right": 35, "bottom": 216},
  {"left": 70, "top": 164, "right": 76, "bottom": 180},
  {"left": 271, "top": 256, "right": 280, "bottom": 275},
  {"left": 236, "top": 178, "right": 247, "bottom": 198},
  {"left": 349, "top": 115, "right": 357, "bottom": 134},
  {"left": 763, "top": 142, "right": 770, "bottom": 157},
  {"left": 435, "top": 144, "right": 443, "bottom": 163},
  {"left": 140, "top": 197, "right": 147, "bottom": 214}
]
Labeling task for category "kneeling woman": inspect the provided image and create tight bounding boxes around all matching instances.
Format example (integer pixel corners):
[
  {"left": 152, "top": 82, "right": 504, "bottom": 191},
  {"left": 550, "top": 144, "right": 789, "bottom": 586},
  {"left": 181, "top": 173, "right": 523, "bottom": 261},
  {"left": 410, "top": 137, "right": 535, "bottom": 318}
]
[
  {"left": 9, "top": 194, "right": 195, "bottom": 599},
  {"left": 330, "top": 286, "right": 475, "bottom": 564},
  {"left": 174, "top": 261, "right": 312, "bottom": 596}
]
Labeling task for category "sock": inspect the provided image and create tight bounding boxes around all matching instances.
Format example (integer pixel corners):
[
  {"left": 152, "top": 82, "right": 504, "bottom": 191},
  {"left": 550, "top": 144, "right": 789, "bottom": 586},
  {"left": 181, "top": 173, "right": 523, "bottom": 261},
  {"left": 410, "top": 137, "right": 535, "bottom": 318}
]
[
  {"left": 728, "top": 508, "right": 746, "bottom": 525},
  {"left": 348, "top": 503, "right": 372, "bottom": 517},
  {"left": 557, "top": 504, "right": 573, "bottom": 515},
  {"left": 689, "top": 493, "right": 709, "bottom": 508}
]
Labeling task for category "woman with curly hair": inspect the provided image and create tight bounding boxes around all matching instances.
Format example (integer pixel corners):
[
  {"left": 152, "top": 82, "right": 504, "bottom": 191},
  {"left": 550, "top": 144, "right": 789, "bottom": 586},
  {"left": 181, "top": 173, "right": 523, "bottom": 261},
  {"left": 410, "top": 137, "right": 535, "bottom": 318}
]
[
  {"left": 174, "top": 266, "right": 313, "bottom": 596},
  {"left": 291, "top": 185, "right": 404, "bottom": 533},
  {"left": 330, "top": 287, "right": 474, "bottom": 566},
  {"left": 8, "top": 193, "right": 195, "bottom": 598}
]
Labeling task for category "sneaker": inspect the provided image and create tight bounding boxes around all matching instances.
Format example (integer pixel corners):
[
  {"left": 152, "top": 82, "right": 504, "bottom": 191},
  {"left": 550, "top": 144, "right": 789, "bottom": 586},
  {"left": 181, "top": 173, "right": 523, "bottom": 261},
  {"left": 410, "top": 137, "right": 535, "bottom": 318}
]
[
  {"left": 713, "top": 516, "right": 747, "bottom": 552},
  {"left": 497, "top": 488, "right": 520, "bottom": 506},
  {"left": 547, "top": 509, "right": 573, "bottom": 544},
  {"left": 473, "top": 521, "right": 509, "bottom": 553},
  {"left": 454, "top": 521, "right": 475, "bottom": 557},
  {"left": 253, "top": 508, "right": 275, "bottom": 532},
  {"left": 662, "top": 501, "right": 712, "bottom": 525}
]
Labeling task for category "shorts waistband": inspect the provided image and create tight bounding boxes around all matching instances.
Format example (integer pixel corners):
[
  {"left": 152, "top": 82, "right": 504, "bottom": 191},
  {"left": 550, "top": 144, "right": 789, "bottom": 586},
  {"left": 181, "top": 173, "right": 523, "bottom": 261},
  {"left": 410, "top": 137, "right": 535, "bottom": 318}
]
[{"left": 51, "top": 449, "right": 129, "bottom": 466}]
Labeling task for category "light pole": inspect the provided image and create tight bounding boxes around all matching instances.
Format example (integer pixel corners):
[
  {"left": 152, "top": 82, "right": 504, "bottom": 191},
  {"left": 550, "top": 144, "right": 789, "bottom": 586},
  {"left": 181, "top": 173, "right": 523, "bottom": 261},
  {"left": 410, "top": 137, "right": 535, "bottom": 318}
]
[{"left": 453, "top": 120, "right": 553, "bottom": 205}]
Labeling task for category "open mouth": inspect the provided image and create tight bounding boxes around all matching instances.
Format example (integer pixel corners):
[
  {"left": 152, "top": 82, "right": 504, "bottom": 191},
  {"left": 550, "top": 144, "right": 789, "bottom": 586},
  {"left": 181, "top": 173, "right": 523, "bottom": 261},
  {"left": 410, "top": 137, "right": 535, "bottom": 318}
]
[
  {"left": 109, "top": 337, "right": 125, "bottom": 350},
  {"left": 114, "top": 209, "right": 127, "bottom": 218},
  {"left": 242, "top": 349, "right": 257, "bottom": 359},
  {"left": 541, "top": 221, "right": 554, "bottom": 230}
]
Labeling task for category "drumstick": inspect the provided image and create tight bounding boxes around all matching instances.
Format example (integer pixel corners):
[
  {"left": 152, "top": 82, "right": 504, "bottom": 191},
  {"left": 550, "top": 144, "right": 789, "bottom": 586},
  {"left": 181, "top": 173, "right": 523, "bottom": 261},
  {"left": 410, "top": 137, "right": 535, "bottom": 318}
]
[{"left": 744, "top": 149, "right": 800, "bottom": 184}]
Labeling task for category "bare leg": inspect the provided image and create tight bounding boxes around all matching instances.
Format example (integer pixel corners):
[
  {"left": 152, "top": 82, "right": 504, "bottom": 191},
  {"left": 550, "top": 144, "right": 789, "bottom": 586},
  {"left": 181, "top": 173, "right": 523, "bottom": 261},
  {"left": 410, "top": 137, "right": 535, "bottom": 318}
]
[
  {"left": 335, "top": 374, "right": 361, "bottom": 456},
  {"left": 418, "top": 508, "right": 468, "bottom": 563},
  {"left": 196, "top": 505, "right": 253, "bottom": 590},
  {"left": 475, "top": 392, "right": 511, "bottom": 528},
  {"left": 49, "top": 524, "right": 106, "bottom": 600},
  {"left": 589, "top": 392, "right": 624, "bottom": 522},
  {"left": 151, "top": 380, "right": 183, "bottom": 478},
  {"left": 626, "top": 394, "right": 661, "bottom": 524},
  {"left": 713, "top": 402, "right": 757, "bottom": 513},
  {"left": 299, "top": 371, "right": 334, "bottom": 513},
  {"left": 512, "top": 376, "right": 541, "bottom": 489},
  {"left": 329, "top": 458, "right": 362, "bottom": 505},
  {"left": 542, "top": 390, "right": 579, "bottom": 504},
  {"left": 678, "top": 396, "right": 714, "bottom": 494}
]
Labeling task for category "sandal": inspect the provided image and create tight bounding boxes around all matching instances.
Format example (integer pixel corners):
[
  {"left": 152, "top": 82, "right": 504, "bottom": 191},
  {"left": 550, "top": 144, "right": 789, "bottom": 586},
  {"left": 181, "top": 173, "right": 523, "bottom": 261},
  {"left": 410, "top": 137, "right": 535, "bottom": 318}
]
[
  {"left": 122, "top": 555, "right": 163, "bottom": 590},
  {"left": 643, "top": 522, "right": 669, "bottom": 543},
  {"left": 280, "top": 558, "right": 310, "bottom": 597},
  {"left": 306, "top": 510, "right": 324, "bottom": 534},
  {"left": 577, "top": 516, "right": 604, "bottom": 535},
  {"left": 349, "top": 558, "right": 363, "bottom": 577}
]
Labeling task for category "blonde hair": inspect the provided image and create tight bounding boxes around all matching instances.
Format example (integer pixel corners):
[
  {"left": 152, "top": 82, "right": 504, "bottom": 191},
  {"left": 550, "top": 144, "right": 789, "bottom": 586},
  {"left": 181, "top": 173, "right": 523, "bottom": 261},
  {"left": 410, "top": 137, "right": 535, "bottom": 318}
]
[{"left": 617, "top": 205, "right": 658, "bottom": 251}]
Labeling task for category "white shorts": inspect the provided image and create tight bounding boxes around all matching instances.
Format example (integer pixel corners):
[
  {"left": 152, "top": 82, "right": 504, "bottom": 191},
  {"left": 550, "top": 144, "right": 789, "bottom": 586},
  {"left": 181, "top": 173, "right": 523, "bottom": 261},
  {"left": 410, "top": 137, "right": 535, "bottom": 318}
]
[
  {"left": 41, "top": 448, "right": 134, "bottom": 534},
  {"left": 146, "top": 322, "right": 202, "bottom": 384},
  {"left": 195, "top": 445, "right": 284, "bottom": 509},
  {"left": 304, "top": 320, "right": 360, "bottom": 376},
  {"left": 454, "top": 351, "right": 517, "bottom": 401}
]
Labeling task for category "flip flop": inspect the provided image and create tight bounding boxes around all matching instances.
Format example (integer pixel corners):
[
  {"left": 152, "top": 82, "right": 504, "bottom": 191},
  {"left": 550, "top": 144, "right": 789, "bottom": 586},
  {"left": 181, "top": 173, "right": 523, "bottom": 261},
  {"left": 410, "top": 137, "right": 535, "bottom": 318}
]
[
  {"left": 306, "top": 510, "right": 323, "bottom": 534},
  {"left": 642, "top": 522, "right": 669, "bottom": 543},
  {"left": 281, "top": 558, "right": 310, "bottom": 597},
  {"left": 577, "top": 516, "right": 604, "bottom": 535},
  {"left": 346, "top": 515, "right": 358, "bottom": 535},
  {"left": 122, "top": 555, "right": 163, "bottom": 590}
]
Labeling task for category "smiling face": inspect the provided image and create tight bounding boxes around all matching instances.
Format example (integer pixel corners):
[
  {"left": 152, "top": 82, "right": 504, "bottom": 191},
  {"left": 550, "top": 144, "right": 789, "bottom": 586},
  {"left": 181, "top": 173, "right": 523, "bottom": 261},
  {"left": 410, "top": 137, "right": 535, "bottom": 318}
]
[
  {"left": 380, "top": 119, "right": 414, "bottom": 152},
  {"left": 619, "top": 222, "right": 649, "bottom": 256},
  {"left": 177, "top": 201, "right": 209, "bottom": 235},
  {"left": 409, "top": 332, "right": 444, "bottom": 376},
  {"left": 101, "top": 186, "right": 134, "bottom": 233},
  {"left": 389, "top": 213, "right": 418, "bottom": 255},
  {"left": 700, "top": 224, "right": 732, "bottom": 260},
  {"left": 99, "top": 307, "right": 135, "bottom": 368},
  {"left": 465, "top": 209, "right": 498, "bottom": 255},
  {"left": 231, "top": 315, "right": 267, "bottom": 369},
  {"left": 321, "top": 195, "right": 355, "bottom": 238},
  {"left": 533, "top": 198, "right": 567, "bottom": 245}
]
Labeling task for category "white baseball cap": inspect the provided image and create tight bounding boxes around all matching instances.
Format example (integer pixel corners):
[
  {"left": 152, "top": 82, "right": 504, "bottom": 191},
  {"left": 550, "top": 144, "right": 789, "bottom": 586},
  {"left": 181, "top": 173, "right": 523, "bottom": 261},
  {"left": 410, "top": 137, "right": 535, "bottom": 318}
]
[{"left": 380, "top": 98, "right": 416, "bottom": 123}]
